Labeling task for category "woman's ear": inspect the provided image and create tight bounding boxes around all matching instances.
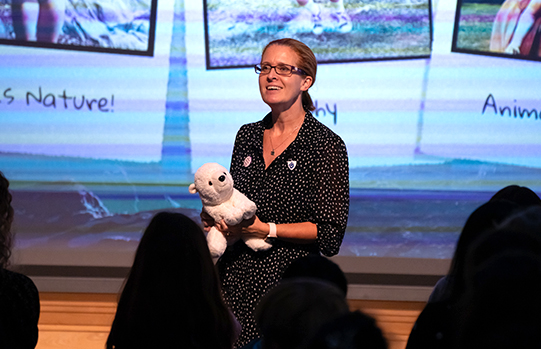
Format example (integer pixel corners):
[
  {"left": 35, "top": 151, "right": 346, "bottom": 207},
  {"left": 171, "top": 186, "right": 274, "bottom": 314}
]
[{"left": 300, "top": 76, "right": 313, "bottom": 91}]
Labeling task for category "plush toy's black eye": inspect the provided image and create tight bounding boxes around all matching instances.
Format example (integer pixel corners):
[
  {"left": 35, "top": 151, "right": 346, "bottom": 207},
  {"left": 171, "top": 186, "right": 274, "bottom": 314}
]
[
  {"left": 208, "top": 181, "right": 213, "bottom": 186},
  {"left": 219, "top": 175, "right": 226, "bottom": 182}
]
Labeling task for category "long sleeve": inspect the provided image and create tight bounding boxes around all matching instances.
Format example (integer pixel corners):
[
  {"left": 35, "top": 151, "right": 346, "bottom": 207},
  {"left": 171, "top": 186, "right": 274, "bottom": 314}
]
[{"left": 311, "top": 136, "right": 349, "bottom": 256}]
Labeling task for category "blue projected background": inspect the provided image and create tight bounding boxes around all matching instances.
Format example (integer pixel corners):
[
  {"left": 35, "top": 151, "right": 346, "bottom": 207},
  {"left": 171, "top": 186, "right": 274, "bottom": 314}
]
[{"left": 0, "top": 0, "right": 540, "bottom": 265}]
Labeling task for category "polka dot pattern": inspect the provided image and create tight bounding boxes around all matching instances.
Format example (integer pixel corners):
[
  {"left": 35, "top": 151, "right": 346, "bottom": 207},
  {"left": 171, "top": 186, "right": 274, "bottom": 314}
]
[{"left": 217, "top": 111, "right": 350, "bottom": 348}]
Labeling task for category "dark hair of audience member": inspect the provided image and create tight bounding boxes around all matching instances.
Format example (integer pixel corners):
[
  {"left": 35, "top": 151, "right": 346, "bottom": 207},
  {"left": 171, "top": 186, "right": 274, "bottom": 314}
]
[
  {"left": 282, "top": 254, "right": 348, "bottom": 296},
  {"left": 307, "top": 310, "right": 388, "bottom": 349},
  {"left": 255, "top": 278, "right": 350, "bottom": 349},
  {"left": 456, "top": 206, "right": 541, "bottom": 349},
  {"left": 107, "top": 212, "right": 236, "bottom": 349},
  {"left": 428, "top": 185, "right": 540, "bottom": 303},
  {"left": 463, "top": 206, "right": 541, "bottom": 271},
  {"left": 438, "top": 199, "right": 520, "bottom": 302},
  {"left": 0, "top": 171, "right": 40, "bottom": 349},
  {"left": 489, "top": 184, "right": 541, "bottom": 208},
  {"left": 0, "top": 171, "right": 14, "bottom": 268}
]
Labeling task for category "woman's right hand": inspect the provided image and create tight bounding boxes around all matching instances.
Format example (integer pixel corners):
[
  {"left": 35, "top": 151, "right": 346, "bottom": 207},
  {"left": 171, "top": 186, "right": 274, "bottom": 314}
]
[
  {"left": 200, "top": 210, "right": 215, "bottom": 233},
  {"left": 200, "top": 211, "right": 241, "bottom": 240}
]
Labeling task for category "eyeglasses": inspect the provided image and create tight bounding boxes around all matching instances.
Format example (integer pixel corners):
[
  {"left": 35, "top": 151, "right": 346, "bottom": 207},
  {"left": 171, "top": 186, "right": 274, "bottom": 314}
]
[{"left": 254, "top": 63, "right": 307, "bottom": 77}]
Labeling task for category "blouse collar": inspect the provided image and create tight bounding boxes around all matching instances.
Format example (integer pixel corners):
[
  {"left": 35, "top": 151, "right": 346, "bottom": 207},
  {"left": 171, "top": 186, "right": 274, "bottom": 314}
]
[{"left": 258, "top": 111, "right": 313, "bottom": 156}]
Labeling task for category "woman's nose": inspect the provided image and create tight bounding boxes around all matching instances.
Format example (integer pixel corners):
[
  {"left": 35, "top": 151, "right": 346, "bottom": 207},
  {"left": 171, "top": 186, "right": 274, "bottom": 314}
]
[{"left": 266, "top": 68, "right": 278, "bottom": 80}]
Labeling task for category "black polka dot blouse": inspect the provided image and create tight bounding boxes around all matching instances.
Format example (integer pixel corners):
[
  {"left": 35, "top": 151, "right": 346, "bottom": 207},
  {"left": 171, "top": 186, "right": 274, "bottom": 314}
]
[{"left": 216, "top": 111, "right": 350, "bottom": 348}]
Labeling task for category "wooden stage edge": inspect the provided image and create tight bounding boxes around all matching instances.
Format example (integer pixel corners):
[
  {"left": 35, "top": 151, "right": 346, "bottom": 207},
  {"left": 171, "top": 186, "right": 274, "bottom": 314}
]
[{"left": 36, "top": 292, "right": 425, "bottom": 349}]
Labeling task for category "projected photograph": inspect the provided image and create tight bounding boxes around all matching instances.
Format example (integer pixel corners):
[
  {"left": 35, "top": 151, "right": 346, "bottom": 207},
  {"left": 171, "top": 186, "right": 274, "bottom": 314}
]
[
  {"left": 203, "top": 0, "right": 432, "bottom": 68},
  {"left": 452, "top": 0, "right": 541, "bottom": 60},
  {"left": 0, "top": 0, "right": 157, "bottom": 56}
]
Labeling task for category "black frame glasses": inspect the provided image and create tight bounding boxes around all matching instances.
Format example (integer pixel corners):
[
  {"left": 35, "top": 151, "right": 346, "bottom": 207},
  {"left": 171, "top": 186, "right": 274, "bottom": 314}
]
[{"left": 254, "top": 63, "right": 307, "bottom": 76}]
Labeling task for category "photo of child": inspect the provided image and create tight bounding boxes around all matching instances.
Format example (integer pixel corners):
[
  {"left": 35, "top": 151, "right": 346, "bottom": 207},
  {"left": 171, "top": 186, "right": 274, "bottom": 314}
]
[{"left": 204, "top": 0, "right": 432, "bottom": 68}]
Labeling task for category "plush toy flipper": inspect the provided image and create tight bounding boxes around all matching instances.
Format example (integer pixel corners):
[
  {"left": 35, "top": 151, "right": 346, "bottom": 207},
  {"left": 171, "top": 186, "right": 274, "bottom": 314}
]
[
  {"left": 204, "top": 205, "right": 226, "bottom": 223},
  {"left": 242, "top": 201, "right": 257, "bottom": 220},
  {"left": 206, "top": 226, "right": 228, "bottom": 259},
  {"left": 244, "top": 235, "right": 272, "bottom": 251},
  {"left": 230, "top": 189, "right": 257, "bottom": 220},
  {"left": 206, "top": 193, "right": 254, "bottom": 226}
]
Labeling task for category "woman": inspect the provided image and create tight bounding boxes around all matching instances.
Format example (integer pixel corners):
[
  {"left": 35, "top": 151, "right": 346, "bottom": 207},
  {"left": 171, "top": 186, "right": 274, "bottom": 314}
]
[
  {"left": 0, "top": 171, "right": 40, "bottom": 349},
  {"left": 207, "top": 38, "right": 350, "bottom": 347},
  {"left": 107, "top": 212, "right": 238, "bottom": 349}
]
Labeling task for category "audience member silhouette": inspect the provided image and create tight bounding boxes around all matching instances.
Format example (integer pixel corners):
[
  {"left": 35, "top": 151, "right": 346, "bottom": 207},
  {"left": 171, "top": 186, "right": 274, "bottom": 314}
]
[
  {"left": 427, "top": 184, "right": 540, "bottom": 303},
  {"left": 241, "top": 255, "right": 349, "bottom": 349},
  {"left": 427, "top": 199, "right": 521, "bottom": 304},
  {"left": 107, "top": 211, "right": 239, "bottom": 349},
  {"left": 253, "top": 278, "right": 350, "bottom": 349},
  {"left": 282, "top": 254, "right": 348, "bottom": 296},
  {"left": 456, "top": 206, "right": 541, "bottom": 349},
  {"left": 0, "top": 171, "right": 40, "bottom": 349},
  {"left": 489, "top": 184, "right": 541, "bottom": 208},
  {"left": 307, "top": 310, "right": 388, "bottom": 349},
  {"left": 406, "top": 185, "right": 541, "bottom": 349}
]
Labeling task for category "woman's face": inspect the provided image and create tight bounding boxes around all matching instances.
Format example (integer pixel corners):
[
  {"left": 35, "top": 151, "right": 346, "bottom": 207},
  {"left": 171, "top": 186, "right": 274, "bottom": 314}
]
[{"left": 258, "top": 45, "right": 312, "bottom": 111}]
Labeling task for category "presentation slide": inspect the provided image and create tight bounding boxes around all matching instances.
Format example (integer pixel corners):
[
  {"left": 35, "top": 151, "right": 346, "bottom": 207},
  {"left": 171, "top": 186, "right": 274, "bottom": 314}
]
[
  {"left": 422, "top": 0, "right": 541, "bottom": 167},
  {"left": 0, "top": 0, "right": 540, "bottom": 270},
  {"left": 0, "top": 0, "right": 171, "bottom": 162}
]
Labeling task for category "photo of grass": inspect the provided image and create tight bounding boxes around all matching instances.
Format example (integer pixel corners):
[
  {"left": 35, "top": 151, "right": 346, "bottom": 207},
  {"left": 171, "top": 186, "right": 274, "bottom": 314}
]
[
  {"left": 204, "top": 0, "right": 432, "bottom": 69},
  {"left": 453, "top": 0, "right": 541, "bottom": 61}
]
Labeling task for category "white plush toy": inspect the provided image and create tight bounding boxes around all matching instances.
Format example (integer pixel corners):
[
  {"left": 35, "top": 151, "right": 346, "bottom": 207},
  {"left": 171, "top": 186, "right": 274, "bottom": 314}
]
[{"left": 189, "top": 162, "right": 272, "bottom": 258}]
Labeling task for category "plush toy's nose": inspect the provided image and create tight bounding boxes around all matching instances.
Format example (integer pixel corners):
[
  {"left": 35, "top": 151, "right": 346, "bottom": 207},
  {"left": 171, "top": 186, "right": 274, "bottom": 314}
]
[{"left": 219, "top": 175, "right": 226, "bottom": 182}]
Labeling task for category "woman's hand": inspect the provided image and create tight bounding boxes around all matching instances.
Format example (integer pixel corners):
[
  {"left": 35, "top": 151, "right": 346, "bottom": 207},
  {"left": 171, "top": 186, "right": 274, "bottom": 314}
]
[
  {"left": 200, "top": 210, "right": 215, "bottom": 233},
  {"left": 217, "top": 215, "right": 268, "bottom": 240},
  {"left": 201, "top": 210, "right": 266, "bottom": 240}
]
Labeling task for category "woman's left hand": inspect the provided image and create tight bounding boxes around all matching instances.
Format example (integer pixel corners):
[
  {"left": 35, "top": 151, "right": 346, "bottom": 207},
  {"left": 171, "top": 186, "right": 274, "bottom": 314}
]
[{"left": 216, "top": 215, "right": 269, "bottom": 240}]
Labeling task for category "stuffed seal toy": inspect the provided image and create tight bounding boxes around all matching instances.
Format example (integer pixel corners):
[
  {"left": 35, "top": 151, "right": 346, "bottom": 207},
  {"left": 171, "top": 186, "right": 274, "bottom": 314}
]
[{"left": 189, "top": 162, "right": 272, "bottom": 258}]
